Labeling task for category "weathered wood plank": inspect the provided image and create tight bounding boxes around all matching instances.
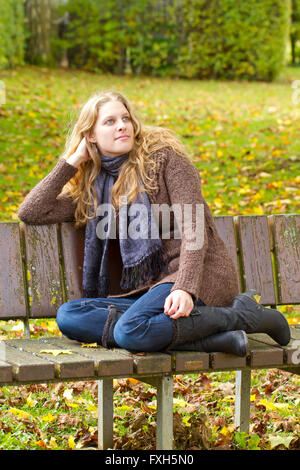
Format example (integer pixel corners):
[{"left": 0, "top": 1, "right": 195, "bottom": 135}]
[
  {"left": 2, "top": 341, "right": 55, "bottom": 382},
  {"left": 44, "top": 336, "right": 134, "bottom": 377},
  {"left": 214, "top": 216, "right": 241, "bottom": 291},
  {"left": 7, "top": 338, "right": 95, "bottom": 380},
  {"left": 234, "top": 369, "right": 251, "bottom": 433},
  {"left": 60, "top": 223, "right": 85, "bottom": 301},
  {"left": 237, "top": 216, "right": 276, "bottom": 305},
  {"left": 247, "top": 329, "right": 300, "bottom": 367},
  {"left": 247, "top": 337, "right": 283, "bottom": 367},
  {"left": 117, "top": 350, "right": 171, "bottom": 375},
  {"left": 0, "top": 359, "right": 13, "bottom": 383},
  {"left": 168, "top": 351, "right": 210, "bottom": 373},
  {"left": 156, "top": 375, "right": 173, "bottom": 450},
  {"left": 271, "top": 215, "right": 300, "bottom": 305},
  {"left": 23, "top": 224, "right": 63, "bottom": 317},
  {"left": 98, "top": 378, "right": 113, "bottom": 450},
  {"left": 210, "top": 352, "right": 247, "bottom": 370},
  {"left": 0, "top": 222, "right": 27, "bottom": 319}
]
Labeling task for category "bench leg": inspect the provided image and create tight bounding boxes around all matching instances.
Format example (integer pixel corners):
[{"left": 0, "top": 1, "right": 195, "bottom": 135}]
[
  {"left": 156, "top": 374, "right": 173, "bottom": 450},
  {"left": 98, "top": 378, "right": 114, "bottom": 450},
  {"left": 234, "top": 370, "right": 251, "bottom": 433}
]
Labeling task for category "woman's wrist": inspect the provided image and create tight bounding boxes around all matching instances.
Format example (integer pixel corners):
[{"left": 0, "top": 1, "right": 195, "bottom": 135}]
[{"left": 66, "top": 153, "right": 84, "bottom": 169}]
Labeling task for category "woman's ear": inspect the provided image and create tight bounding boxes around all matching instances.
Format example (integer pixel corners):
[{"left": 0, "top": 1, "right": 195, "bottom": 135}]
[{"left": 87, "top": 134, "right": 97, "bottom": 144}]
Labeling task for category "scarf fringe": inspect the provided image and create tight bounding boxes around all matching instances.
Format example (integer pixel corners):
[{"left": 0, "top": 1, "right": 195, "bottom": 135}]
[{"left": 120, "top": 248, "right": 168, "bottom": 291}]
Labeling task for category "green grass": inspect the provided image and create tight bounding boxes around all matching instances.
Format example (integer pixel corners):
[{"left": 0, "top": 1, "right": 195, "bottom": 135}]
[
  {"left": 0, "top": 65, "right": 299, "bottom": 221},
  {"left": 0, "top": 65, "right": 299, "bottom": 450}
]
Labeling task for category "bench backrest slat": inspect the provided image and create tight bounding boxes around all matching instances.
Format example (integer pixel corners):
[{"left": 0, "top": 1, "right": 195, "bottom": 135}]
[
  {"left": 271, "top": 214, "right": 300, "bottom": 305},
  {"left": 60, "top": 222, "right": 85, "bottom": 301},
  {"left": 0, "top": 222, "right": 27, "bottom": 319},
  {"left": 214, "top": 216, "right": 242, "bottom": 292},
  {"left": 23, "top": 224, "right": 63, "bottom": 317},
  {"left": 237, "top": 215, "right": 276, "bottom": 305}
]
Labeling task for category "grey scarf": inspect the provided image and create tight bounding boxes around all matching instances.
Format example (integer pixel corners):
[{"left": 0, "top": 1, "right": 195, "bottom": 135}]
[{"left": 82, "top": 153, "right": 167, "bottom": 298}]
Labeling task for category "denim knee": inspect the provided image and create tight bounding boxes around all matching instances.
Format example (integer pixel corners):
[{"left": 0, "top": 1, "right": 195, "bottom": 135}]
[
  {"left": 113, "top": 314, "right": 173, "bottom": 352},
  {"left": 113, "top": 317, "right": 139, "bottom": 350},
  {"left": 56, "top": 302, "right": 74, "bottom": 338}
]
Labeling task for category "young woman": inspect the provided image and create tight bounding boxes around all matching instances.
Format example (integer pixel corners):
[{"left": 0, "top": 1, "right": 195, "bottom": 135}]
[{"left": 18, "top": 91, "right": 290, "bottom": 356}]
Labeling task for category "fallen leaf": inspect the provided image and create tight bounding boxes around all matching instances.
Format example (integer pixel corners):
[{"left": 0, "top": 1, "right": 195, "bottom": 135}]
[
  {"left": 268, "top": 435, "right": 294, "bottom": 449},
  {"left": 8, "top": 408, "right": 33, "bottom": 420},
  {"left": 39, "top": 349, "right": 74, "bottom": 356}
]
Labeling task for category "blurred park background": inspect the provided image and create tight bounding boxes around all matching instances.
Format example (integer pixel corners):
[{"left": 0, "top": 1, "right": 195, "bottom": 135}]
[{"left": 0, "top": 0, "right": 299, "bottom": 451}]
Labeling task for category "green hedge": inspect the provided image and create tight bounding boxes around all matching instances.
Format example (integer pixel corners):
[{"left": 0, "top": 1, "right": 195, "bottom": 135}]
[
  {"left": 0, "top": 0, "right": 25, "bottom": 68},
  {"left": 57, "top": 0, "right": 182, "bottom": 76},
  {"left": 58, "top": 0, "right": 291, "bottom": 81},
  {"left": 178, "top": 0, "right": 291, "bottom": 81}
]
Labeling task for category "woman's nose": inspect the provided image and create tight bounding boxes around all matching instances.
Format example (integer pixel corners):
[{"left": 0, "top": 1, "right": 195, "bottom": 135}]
[{"left": 116, "top": 119, "right": 126, "bottom": 131}]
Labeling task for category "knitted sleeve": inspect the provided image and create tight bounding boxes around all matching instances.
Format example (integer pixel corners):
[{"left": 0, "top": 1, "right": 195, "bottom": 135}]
[
  {"left": 164, "top": 151, "right": 208, "bottom": 299},
  {"left": 17, "top": 158, "right": 78, "bottom": 225}
]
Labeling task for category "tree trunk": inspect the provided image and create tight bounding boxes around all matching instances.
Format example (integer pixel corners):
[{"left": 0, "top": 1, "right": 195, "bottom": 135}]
[{"left": 25, "top": 0, "right": 56, "bottom": 64}]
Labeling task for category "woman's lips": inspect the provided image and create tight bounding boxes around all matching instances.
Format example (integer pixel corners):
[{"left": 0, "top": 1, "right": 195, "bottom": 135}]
[{"left": 116, "top": 135, "right": 129, "bottom": 140}]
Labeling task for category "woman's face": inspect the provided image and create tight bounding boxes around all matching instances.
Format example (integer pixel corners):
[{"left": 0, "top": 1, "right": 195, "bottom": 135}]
[{"left": 89, "top": 100, "right": 135, "bottom": 157}]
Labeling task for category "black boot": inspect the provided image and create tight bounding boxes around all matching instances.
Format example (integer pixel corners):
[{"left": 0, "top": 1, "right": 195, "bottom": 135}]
[
  {"left": 171, "top": 330, "right": 248, "bottom": 357},
  {"left": 167, "top": 290, "right": 290, "bottom": 350},
  {"left": 101, "top": 305, "right": 123, "bottom": 348},
  {"left": 231, "top": 290, "right": 291, "bottom": 346}
]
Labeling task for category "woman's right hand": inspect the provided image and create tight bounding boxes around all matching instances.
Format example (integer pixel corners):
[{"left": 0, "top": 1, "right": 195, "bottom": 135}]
[{"left": 66, "top": 137, "right": 92, "bottom": 168}]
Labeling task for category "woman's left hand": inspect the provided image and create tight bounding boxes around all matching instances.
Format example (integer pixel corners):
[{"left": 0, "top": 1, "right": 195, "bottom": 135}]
[{"left": 164, "top": 289, "right": 194, "bottom": 320}]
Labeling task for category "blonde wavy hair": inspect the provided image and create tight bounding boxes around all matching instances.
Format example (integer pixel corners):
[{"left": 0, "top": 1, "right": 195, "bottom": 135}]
[{"left": 60, "top": 90, "right": 187, "bottom": 228}]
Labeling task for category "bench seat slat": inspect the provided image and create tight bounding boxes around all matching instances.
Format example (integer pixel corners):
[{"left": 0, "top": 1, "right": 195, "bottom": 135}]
[
  {"left": 2, "top": 342, "right": 55, "bottom": 382},
  {"left": 0, "top": 359, "right": 13, "bottom": 383},
  {"left": 43, "top": 336, "right": 134, "bottom": 377},
  {"left": 6, "top": 338, "right": 95, "bottom": 380},
  {"left": 247, "top": 338, "right": 284, "bottom": 367},
  {"left": 210, "top": 353, "right": 247, "bottom": 370},
  {"left": 114, "top": 349, "right": 172, "bottom": 375},
  {"left": 247, "top": 329, "right": 299, "bottom": 366},
  {"left": 168, "top": 351, "right": 210, "bottom": 373}
]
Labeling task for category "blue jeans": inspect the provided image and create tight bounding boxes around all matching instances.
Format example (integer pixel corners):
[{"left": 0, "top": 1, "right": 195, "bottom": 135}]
[{"left": 56, "top": 283, "right": 204, "bottom": 353}]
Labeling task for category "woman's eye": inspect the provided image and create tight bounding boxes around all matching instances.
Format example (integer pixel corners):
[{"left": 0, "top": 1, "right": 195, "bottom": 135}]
[
  {"left": 105, "top": 119, "right": 114, "bottom": 125},
  {"left": 123, "top": 116, "right": 130, "bottom": 121}
]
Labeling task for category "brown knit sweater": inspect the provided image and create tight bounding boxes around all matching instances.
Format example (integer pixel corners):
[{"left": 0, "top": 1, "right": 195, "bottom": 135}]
[{"left": 18, "top": 147, "right": 239, "bottom": 306}]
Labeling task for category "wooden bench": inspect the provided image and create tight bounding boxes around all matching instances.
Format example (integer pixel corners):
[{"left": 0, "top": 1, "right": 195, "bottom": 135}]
[{"left": 0, "top": 214, "right": 299, "bottom": 450}]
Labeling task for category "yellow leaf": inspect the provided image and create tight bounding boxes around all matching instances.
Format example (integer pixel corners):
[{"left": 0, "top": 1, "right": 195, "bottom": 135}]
[
  {"left": 81, "top": 343, "right": 99, "bottom": 348},
  {"left": 128, "top": 378, "right": 139, "bottom": 385},
  {"left": 49, "top": 437, "right": 58, "bottom": 449},
  {"left": 115, "top": 405, "right": 134, "bottom": 411},
  {"left": 26, "top": 393, "right": 37, "bottom": 407},
  {"left": 68, "top": 436, "right": 76, "bottom": 449},
  {"left": 65, "top": 399, "right": 79, "bottom": 409},
  {"left": 250, "top": 394, "right": 257, "bottom": 402},
  {"left": 220, "top": 426, "right": 230, "bottom": 436},
  {"left": 182, "top": 416, "right": 191, "bottom": 427},
  {"left": 258, "top": 399, "right": 277, "bottom": 411},
  {"left": 41, "top": 413, "right": 56, "bottom": 423},
  {"left": 39, "top": 349, "right": 74, "bottom": 356},
  {"left": 8, "top": 408, "right": 33, "bottom": 420},
  {"left": 254, "top": 295, "right": 261, "bottom": 304},
  {"left": 252, "top": 205, "right": 264, "bottom": 215}
]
